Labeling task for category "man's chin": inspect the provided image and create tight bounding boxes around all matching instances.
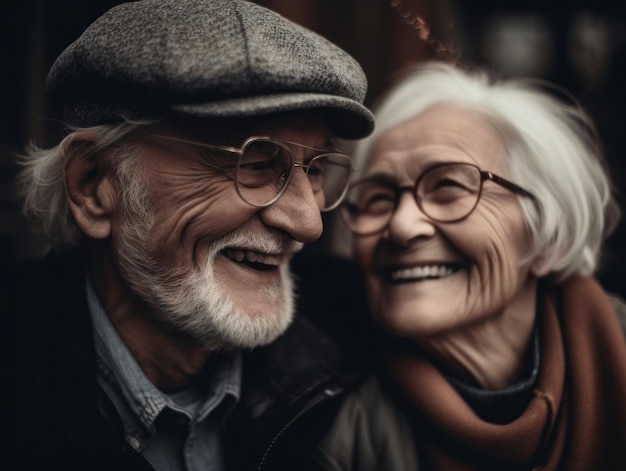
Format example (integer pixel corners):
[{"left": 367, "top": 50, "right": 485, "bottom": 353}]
[{"left": 197, "top": 307, "right": 294, "bottom": 351}]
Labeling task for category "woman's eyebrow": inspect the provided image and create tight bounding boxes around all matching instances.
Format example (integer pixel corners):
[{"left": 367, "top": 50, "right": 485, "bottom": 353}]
[{"left": 359, "top": 172, "right": 398, "bottom": 185}]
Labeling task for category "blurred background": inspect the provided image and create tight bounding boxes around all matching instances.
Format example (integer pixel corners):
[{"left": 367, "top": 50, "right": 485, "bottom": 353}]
[{"left": 2, "top": 0, "right": 625, "bottom": 296}]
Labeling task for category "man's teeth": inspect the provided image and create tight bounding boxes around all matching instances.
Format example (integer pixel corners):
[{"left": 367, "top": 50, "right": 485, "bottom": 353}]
[
  {"left": 391, "top": 265, "right": 455, "bottom": 281},
  {"left": 223, "top": 248, "right": 281, "bottom": 266}
]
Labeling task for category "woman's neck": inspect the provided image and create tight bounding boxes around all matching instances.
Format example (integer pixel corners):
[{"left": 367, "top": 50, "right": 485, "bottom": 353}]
[{"left": 418, "top": 278, "right": 538, "bottom": 390}]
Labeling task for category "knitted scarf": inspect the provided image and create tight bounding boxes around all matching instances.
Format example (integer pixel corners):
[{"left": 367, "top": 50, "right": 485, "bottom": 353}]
[{"left": 386, "top": 277, "right": 626, "bottom": 470}]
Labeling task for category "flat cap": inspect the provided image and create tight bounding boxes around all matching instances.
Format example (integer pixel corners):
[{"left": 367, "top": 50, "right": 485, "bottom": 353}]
[{"left": 47, "top": 0, "right": 374, "bottom": 139}]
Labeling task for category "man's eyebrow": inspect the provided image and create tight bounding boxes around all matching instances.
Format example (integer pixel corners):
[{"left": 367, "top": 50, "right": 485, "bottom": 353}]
[{"left": 325, "top": 135, "right": 347, "bottom": 152}]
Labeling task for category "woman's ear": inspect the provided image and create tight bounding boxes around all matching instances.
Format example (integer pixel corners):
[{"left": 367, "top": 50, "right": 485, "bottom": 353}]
[
  {"left": 529, "top": 252, "right": 548, "bottom": 277},
  {"left": 65, "top": 131, "right": 117, "bottom": 240}
]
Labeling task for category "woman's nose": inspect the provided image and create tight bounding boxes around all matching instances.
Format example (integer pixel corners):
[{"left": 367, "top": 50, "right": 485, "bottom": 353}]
[{"left": 385, "top": 191, "right": 436, "bottom": 246}]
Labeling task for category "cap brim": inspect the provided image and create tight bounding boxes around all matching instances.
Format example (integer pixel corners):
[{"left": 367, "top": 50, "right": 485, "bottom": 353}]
[{"left": 171, "top": 92, "right": 374, "bottom": 139}]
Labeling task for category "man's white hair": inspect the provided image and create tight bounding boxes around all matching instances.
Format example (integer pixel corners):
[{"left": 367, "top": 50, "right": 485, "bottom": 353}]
[{"left": 17, "top": 119, "right": 156, "bottom": 246}]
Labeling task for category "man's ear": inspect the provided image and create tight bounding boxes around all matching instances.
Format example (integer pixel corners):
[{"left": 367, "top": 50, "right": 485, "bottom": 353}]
[{"left": 65, "top": 131, "right": 117, "bottom": 240}]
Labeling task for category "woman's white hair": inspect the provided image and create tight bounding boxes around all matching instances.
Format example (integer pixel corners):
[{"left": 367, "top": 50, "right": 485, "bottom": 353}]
[
  {"left": 16, "top": 118, "right": 157, "bottom": 247},
  {"left": 352, "top": 61, "right": 620, "bottom": 280}
]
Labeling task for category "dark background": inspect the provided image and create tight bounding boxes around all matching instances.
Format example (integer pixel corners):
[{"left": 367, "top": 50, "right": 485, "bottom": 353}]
[{"left": 2, "top": 0, "right": 625, "bottom": 296}]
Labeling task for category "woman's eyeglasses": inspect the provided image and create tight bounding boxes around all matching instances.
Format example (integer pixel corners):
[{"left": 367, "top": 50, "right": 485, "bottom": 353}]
[{"left": 341, "top": 162, "right": 536, "bottom": 235}]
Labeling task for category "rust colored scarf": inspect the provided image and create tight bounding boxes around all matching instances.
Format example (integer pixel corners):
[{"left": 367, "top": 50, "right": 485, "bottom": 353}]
[{"left": 386, "top": 277, "right": 626, "bottom": 470}]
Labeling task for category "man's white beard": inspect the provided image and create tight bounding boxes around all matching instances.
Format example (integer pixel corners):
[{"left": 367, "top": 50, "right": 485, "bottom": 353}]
[{"left": 115, "top": 210, "right": 298, "bottom": 351}]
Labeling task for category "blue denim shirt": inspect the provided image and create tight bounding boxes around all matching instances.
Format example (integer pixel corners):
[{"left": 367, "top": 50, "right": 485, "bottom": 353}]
[{"left": 87, "top": 278, "right": 241, "bottom": 471}]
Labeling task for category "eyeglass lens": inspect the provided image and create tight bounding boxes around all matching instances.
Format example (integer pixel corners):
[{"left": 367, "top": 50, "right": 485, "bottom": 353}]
[
  {"left": 235, "top": 139, "right": 353, "bottom": 211},
  {"left": 235, "top": 140, "right": 292, "bottom": 207},
  {"left": 417, "top": 164, "right": 481, "bottom": 221},
  {"left": 342, "top": 163, "right": 483, "bottom": 234}
]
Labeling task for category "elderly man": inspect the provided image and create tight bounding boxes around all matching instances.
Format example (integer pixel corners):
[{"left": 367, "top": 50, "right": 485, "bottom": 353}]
[{"left": 3, "top": 0, "right": 373, "bottom": 469}]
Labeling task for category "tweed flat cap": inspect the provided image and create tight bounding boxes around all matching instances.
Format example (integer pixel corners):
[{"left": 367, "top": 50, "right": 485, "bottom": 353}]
[{"left": 46, "top": 0, "right": 374, "bottom": 139}]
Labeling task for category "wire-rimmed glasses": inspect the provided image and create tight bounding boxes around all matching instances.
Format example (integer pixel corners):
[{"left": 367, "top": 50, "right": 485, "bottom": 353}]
[
  {"left": 143, "top": 134, "right": 355, "bottom": 212},
  {"left": 341, "top": 162, "right": 536, "bottom": 235}
]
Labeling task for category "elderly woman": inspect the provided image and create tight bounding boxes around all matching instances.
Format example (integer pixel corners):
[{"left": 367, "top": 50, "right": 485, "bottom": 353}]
[{"left": 315, "top": 62, "right": 626, "bottom": 470}]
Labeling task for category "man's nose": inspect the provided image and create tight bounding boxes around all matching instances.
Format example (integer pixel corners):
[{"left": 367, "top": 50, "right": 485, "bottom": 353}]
[{"left": 258, "top": 167, "right": 323, "bottom": 243}]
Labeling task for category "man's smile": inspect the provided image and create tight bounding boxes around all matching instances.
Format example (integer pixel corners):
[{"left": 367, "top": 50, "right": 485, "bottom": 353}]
[{"left": 221, "top": 248, "right": 286, "bottom": 271}]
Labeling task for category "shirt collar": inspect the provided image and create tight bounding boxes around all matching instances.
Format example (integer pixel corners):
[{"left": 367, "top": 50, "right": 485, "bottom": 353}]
[{"left": 86, "top": 275, "right": 241, "bottom": 434}]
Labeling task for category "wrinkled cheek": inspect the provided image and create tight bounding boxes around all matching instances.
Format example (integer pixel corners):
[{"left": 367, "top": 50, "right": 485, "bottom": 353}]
[
  {"left": 469, "top": 252, "right": 518, "bottom": 315},
  {"left": 459, "top": 252, "right": 493, "bottom": 309}
]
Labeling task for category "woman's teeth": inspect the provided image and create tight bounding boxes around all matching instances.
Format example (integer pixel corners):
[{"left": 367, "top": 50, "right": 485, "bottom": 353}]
[{"left": 391, "top": 265, "right": 455, "bottom": 281}]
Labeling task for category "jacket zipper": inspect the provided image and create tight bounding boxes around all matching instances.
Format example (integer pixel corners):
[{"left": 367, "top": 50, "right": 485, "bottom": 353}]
[{"left": 256, "top": 386, "right": 342, "bottom": 470}]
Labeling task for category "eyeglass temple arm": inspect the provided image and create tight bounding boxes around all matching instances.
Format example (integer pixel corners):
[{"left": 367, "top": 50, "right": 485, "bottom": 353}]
[
  {"left": 141, "top": 133, "right": 243, "bottom": 155},
  {"left": 482, "top": 171, "right": 536, "bottom": 200}
]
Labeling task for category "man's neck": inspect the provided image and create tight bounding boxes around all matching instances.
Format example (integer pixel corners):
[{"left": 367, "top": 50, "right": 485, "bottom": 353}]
[{"left": 87, "top": 246, "right": 211, "bottom": 393}]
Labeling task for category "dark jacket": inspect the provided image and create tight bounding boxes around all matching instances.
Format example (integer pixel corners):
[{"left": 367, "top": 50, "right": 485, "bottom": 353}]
[{"left": 1, "top": 249, "right": 366, "bottom": 471}]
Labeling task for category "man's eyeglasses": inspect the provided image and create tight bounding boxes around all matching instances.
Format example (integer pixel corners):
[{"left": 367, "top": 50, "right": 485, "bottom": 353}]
[
  {"left": 341, "top": 162, "right": 536, "bottom": 236},
  {"left": 144, "top": 134, "right": 355, "bottom": 212}
]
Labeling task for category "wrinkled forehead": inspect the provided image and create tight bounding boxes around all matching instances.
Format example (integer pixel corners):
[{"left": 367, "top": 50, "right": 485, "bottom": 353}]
[{"left": 364, "top": 104, "right": 509, "bottom": 177}]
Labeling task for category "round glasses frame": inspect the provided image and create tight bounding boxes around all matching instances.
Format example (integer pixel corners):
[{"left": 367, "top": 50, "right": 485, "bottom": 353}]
[
  {"left": 141, "top": 133, "right": 355, "bottom": 212},
  {"left": 341, "top": 162, "right": 536, "bottom": 236}
]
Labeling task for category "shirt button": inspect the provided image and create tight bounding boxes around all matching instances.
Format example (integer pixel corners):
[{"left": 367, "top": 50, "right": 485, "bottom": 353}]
[{"left": 127, "top": 435, "right": 141, "bottom": 451}]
